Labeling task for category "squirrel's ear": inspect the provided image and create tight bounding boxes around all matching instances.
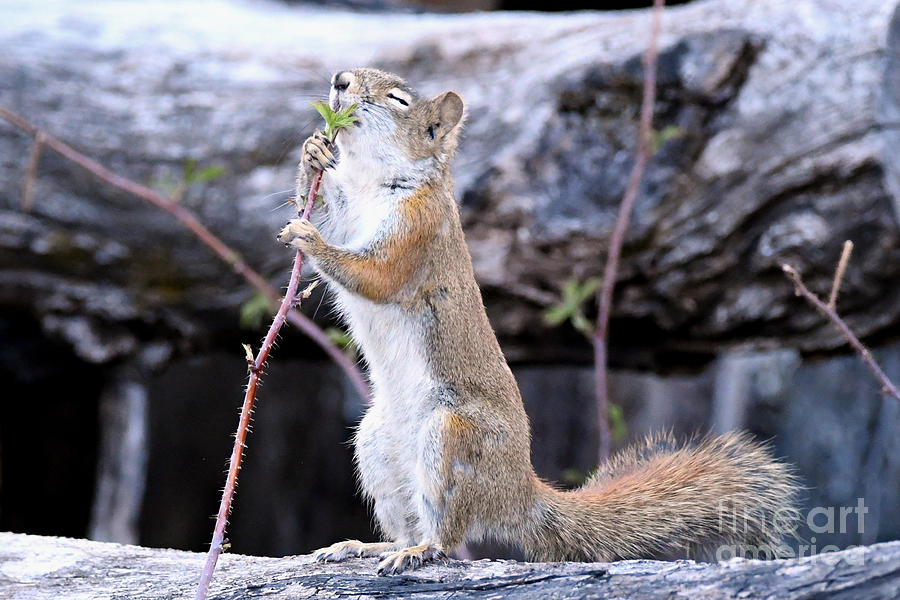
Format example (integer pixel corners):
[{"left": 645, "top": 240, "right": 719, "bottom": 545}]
[
  {"left": 429, "top": 91, "right": 464, "bottom": 139},
  {"left": 436, "top": 91, "right": 464, "bottom": 130}
]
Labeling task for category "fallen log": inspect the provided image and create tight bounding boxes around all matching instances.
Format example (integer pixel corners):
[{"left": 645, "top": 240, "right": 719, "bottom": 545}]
[
  {"left": 0, "top": 532, "right": 898, "bottom": 599},
  {"left": 1, "top": 0, "right": 897, "bottom": 367}
]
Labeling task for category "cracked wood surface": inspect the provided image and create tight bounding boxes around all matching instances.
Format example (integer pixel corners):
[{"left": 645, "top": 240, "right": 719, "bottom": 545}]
[
  {"left": 0, "top": 533, "right": 899, "bottom": 599},
  {"left": 1, "top": 0, "right": 898, "bottom": 368}
]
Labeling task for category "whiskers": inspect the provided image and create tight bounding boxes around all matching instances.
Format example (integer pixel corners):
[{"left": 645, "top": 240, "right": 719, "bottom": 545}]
[
  {"left": 312, "top": 283, "right": 328, "bottom": 320},
  {"left": 302, "top": 67, "right": 335, "bottom": 88},
  {"left": 355, "top": 101, "right": 394, "bottom": 134},
  {"left": 260, "top": 188, "right": 296, "bottom": 211}
]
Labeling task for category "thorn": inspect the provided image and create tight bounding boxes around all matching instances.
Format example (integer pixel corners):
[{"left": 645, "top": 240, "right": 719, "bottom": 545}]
[{"left": 299, "top": 280, "right": 319, "bottom": 302}]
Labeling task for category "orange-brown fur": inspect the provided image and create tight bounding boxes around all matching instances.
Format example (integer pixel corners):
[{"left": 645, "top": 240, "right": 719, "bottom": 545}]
[{"left": 299, "top": 182, "right": 444, "bottom": 303}]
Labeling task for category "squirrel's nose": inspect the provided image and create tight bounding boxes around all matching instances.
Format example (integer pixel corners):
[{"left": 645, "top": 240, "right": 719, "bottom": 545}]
[{"left": 332, "top": 71, "right": 351, "bottom": 92}]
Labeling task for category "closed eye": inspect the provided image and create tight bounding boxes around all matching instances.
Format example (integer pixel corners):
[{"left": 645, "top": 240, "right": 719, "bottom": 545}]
[
  {"left": 386, "top": 93, "right": 408, "bottom": 106},
  {"left": 386, "top": 90, "right": 411, "bottom": 107}
]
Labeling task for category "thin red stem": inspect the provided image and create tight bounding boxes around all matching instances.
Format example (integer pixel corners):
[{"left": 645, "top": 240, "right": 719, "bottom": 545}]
[
  {"left": 593, "top": 0, "right": 664, "bottom": 464},
  {"left": 194, "top": 171, "right": 324, "bottom": 599}
]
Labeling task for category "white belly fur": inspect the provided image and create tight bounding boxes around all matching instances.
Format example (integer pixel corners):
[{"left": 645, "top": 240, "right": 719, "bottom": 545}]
[
  {"left": 316, "top": 140, "right": 444, "bottom": 542},
  {"left": 333, "top": 287, "right": 436, "bottom": 541}
]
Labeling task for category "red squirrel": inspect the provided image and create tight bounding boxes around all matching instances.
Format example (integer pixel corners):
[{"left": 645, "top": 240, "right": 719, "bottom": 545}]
[{"left": 279, "top": 68, "right": 799, "bottom": 575}]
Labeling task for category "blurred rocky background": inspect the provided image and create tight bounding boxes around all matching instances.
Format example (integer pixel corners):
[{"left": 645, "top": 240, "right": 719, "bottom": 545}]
[{"left": 1, "top": 0, "right": 898, "bottom": 559}]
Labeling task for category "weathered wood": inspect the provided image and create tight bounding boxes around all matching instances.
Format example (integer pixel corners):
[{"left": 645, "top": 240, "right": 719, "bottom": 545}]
[
  {"left": 87, "top": 366, "right": 148, "bottom": 544},
  {"left": 1, "top": 0, "right": 898, "bottom": 369},
  {"left": 0, "top": 533, "right": 898, "bottom": 599}
]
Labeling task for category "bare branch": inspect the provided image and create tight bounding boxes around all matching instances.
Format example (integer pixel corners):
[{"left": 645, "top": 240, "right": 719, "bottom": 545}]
[
  {"left": 828, "top": 240, "right": 854, "bottom": 310},
  {"left": 594, "top": 0, "right": 665, "bottom": 463},
  {"left": 782, "top": 263, "right": 900, "bottom": 403},
  {"left": 22, "top": 131, "right": 45, "bottom": 212}
]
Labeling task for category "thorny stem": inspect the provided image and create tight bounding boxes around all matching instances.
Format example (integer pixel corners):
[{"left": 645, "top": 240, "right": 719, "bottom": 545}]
[
  {"left": 0, "top": 105, "right": 369, "bottom": 401},
  {"left": 194, "top": 169, "right": 325, "bottom": 600},
  {"left": 593, "top": 0, "right": 664, "bottom": 464},
  {"left": 782, "top": 262, "right": 900, "bottom": 403}
]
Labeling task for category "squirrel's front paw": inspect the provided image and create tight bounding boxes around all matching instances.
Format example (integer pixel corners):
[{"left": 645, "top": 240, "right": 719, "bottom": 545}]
[
  {"left": 302, "top": 130, "right": 337, "bottom": 172},
  {"left": 278, "top": 218, "right": 322, "bottom": 254}
]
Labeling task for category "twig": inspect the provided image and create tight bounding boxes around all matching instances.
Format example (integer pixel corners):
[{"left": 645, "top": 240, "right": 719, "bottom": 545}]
[
  {"left": 0, "top": 105, "right": 369, "bottom": 401},
  {"left": 593, "top": 0, "right": 665, "bottom": 464},
  {"left": 782, "top": 263, "right": 900, "bottom": 403},
  {"left": 194, "top": 102, "right": 357, "bottom": 597},
  {"left": 22, "top": 131, "right": 45, "bottom": 212},
  {"left": 827, "top": 240, "right": 853, "bottom": 310},
  {"left": 194, "top": 169, "right": 324, "bottom": 600}
]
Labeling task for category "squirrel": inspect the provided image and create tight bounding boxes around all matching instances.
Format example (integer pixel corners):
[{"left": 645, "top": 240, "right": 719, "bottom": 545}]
[{"left": 278, "top": 68, "right": 799, "bottom": 575}]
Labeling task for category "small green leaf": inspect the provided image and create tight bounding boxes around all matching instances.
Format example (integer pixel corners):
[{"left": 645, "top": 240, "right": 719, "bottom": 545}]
[
  {"left": 543, "top": 277, "right": 600, "bottom": 338},
  {"left": 650, "top": 125, "right": 685, "bottom": 154},
  {"left": 543, "top": 305, "right": 573, "bottom": 327},
  {"left": 608, "top": 402, "right": 628, "bottom": 443},
  {"left": 576, "top": 278, "right": 601, "bottom": 304},
  {"left": 182, "top": 159, "right": 197, "bottom": 183},
  {"left": 325, "top": 326, "right": 359, "bottom": 361},
  {"left": 571, "top": 311, "right": 595, "bottom": 337},
  {"left": 192, "top": 165, "right": 226, "bottom": 183},
  {"left": 239, "top": 293, "right": 274, "bottom": 329},
  {"left": 311, "top": 100, "right": 332, "bottom": 122},
  {"left": 561, "top": 468, "right": 588, "bottom": 487},
  {"left": 183, "top": 160, "right": 226, "bottom": 185},
  {"left": 324, "top": 327, "right": 352, "bottom": 349},
  {"left": 561, "top": 279, "right": 580, "bottom": 303},
  {"left": 311, "top": 101, "right": 359, "bottom": 138}
]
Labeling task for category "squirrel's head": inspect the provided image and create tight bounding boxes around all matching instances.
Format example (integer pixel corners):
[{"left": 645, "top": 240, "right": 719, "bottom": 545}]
[{"left": 329, "top": 68, "right": 465, "bottom": 172}]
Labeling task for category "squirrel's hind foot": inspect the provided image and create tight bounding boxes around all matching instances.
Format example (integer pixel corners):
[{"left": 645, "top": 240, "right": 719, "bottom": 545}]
[
  {"left": 313, "top": 540, "right": 401, "bottom": 563},
  {"left": 376, "top": 543, "right": 447, "bottom": 576}
]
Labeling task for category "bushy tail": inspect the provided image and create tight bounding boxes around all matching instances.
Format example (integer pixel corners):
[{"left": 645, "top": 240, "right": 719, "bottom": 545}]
[{"left": 524, "top": 432, "right": 800, "bottom": 562}]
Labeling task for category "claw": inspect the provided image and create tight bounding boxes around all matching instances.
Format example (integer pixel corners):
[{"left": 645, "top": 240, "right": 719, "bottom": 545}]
[
  {"left": 302, "top": 129, "right": 338, "bottom": 172},
  {"left": 376, "top": 544, "right": 446, "bottom": 576},
  {"left": 313, "top": 540, "right": 400, "bottom": 564}
]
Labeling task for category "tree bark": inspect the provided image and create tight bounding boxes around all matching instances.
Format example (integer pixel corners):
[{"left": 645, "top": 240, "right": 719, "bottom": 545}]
[
  {"left": 1, "top": 0, "right": 897, "bottom": 369},
  {"left": 87, "top": 365, "right": 148, "bottom": 545}
]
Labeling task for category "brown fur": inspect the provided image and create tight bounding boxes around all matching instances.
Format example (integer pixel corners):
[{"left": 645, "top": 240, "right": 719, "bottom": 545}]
[{"left": 281, "top": 68, "right": 800, "bottom": 573}]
